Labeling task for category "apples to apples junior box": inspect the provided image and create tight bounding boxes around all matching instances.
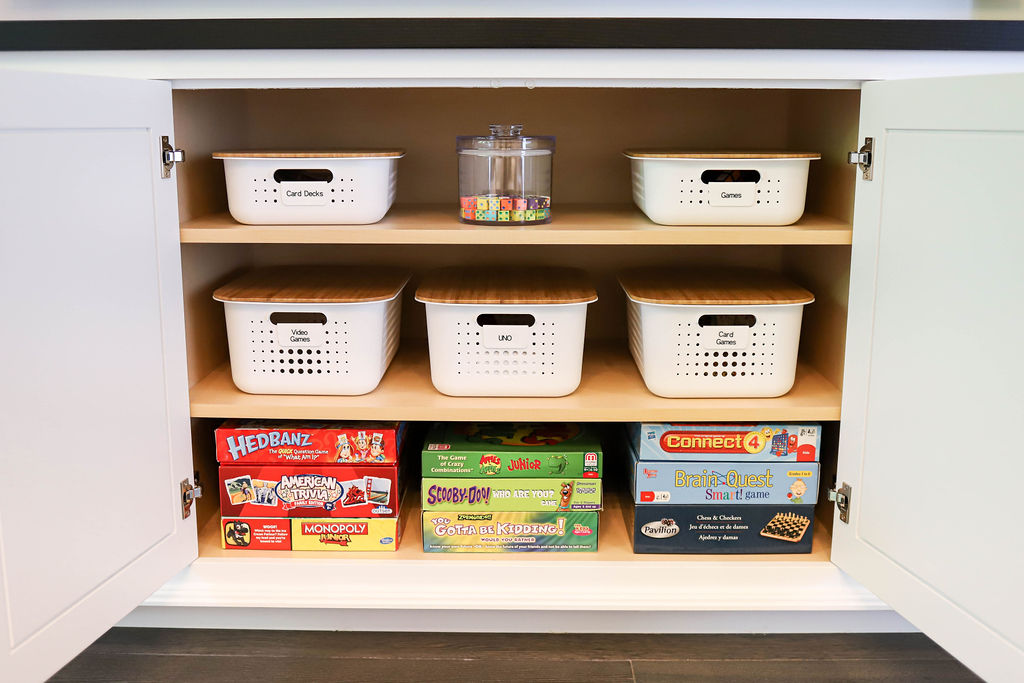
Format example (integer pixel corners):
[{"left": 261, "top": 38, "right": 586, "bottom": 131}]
[
  {"left": 422, "top": 422, "right": 602, "bottom": 478},
  {"left": 216, "top": 420, "right": 406, "bottom": 464},
  {"left": 628, "top": 423, "right": 820, "bottom": 462},
  {"left": 422, "top": 511, "right": 599, "bottom": 552}
]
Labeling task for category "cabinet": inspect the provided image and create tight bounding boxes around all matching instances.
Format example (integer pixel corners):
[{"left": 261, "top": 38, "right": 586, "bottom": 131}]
[{"left": 1, "top": 61, "right": 1022, "bottom": 682}]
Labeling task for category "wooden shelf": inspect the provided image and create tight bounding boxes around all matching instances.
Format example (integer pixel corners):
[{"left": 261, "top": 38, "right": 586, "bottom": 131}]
[
  {"left": 180, "top": 205, "right": 852, "bottom": 246},
  {"left": 189, "top": 342, "right": 841, "bottom": 421}
]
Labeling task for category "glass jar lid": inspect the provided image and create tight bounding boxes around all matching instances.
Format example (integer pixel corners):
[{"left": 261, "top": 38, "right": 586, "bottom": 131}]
[{"left": 457, "top": 124, "right": 555, "bottom": 155}]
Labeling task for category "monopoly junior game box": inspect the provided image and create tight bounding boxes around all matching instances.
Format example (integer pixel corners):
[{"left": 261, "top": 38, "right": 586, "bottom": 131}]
[
  {"left": 220, "top": 463, "right": 399, "bottom": 518},
  {"left": 421, "top": 478, "right": 602, "bottom": 512},
  {"left": 222, "top": 517, "right": 401, "bottom": 552},
  {"left": 215, "top": 420, "right": 406, "bottom": 464},
  {"left": 422, "top": 511, "right": 599, "bottom": 552},
  {"left": 422, "top": 422, "right": 602, "bottom": 478},
  {"left": 628, "top": 423, "right": 820, "bottom": 462},
  {"left": 627, "top": 504, "right": 816, "bottom": 554}
]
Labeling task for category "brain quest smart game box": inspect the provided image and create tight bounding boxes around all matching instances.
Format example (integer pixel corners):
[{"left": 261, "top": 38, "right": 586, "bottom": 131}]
[{"left": 422, "top": 422, "right": 602, "bottom": 478}]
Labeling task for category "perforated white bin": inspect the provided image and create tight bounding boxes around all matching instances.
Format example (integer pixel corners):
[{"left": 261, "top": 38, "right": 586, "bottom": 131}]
[
  {"left": 624, "top": 151, "right": 820, "bottom": 226},
  {"left": 214, "top": 150, "right": 404, "bottom": 225},
  {"left": 214, "top": 266, "right": 409, "bottom": 395},
  {"left": 620, "top": 268, "right": 814, "bottom": 398},
  {"left": 416, "top": 267, "right": 597, "bottom": 397}
]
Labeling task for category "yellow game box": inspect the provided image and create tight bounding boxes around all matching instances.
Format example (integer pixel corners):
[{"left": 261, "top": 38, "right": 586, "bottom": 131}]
[{"left": 221, "top": 516, "right": 401, "bottom": 551}]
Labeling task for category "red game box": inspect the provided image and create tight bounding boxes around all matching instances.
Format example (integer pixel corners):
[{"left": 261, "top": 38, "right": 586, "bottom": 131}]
[
  {"left": 215, "top": 420, "right": 406, "bottom": 465},
  {"left": 220, "top": 463, "right": 399, "bottom": 518}
]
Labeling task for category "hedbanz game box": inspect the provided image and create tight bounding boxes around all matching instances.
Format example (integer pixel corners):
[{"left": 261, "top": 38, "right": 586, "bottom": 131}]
[
  {"left": 421, "top": 478, "right": 602, "bottom": 512},
  {"left": 422, "top": 422, "right": 602, "bottom": 478},
  {"left": 628, "top": 423, "right": 820, "bottom": 462},
  {"left": 422, "top": 511, "right": 599, "bottom": 552},
  {"left": 626, "top": 504, "right": 815, "bottom": 554},
  {"left": 216, "top": 420, "right": 406, "bottom": 464},
  {"left": 220, "top": 463, "right": 399, "bottom": 518},
  {"left": 222, "top": 517, "right": 401, "bottom": 552}
]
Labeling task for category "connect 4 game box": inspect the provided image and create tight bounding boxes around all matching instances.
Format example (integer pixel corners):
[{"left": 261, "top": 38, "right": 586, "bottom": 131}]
[
  {"left": 215, "top": 420, "right": 406, "bottom": 464},
  {"left": 628, "top": 423, "right": 820, "bottom": 462}
]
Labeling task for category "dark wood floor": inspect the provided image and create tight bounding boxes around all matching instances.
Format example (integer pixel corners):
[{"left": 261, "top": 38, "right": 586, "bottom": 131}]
[{"left": 52, "top": 629, "right": 980, "bottom": 682}]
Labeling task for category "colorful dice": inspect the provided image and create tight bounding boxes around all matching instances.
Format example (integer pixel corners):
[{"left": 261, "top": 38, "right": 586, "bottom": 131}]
[
  {"left": 497, "top": 210, "right": 511, "bottom": 221},
  {"left": 500, "top": 198, "right": 513, "bottom": 211},
  {"left": 460, "top": 196, "right": 477, "bottom": 210},
  {"left": 510, "top": 210, "right": 525, "bottom": 222}
]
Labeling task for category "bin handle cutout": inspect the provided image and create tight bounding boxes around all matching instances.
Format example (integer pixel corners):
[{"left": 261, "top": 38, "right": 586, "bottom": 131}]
[
  {"left": 698, "top": 314, "right": 756, "bottom": 327},
  {"left": 273, "top": 169, "right": 334, "bottom": 183},
  {"left": 476, "top": 313, "right": 536, "bottom": 327},
  {"left": 269, "top": 312, "right": 328, "bottom": 325},
  {"left": 700, "top": 170, "right": 761, "bottom": 184}
]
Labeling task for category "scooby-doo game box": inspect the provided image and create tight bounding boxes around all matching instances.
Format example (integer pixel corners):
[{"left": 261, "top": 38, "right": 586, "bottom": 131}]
[
  {"left": 422, "top": 422, "right": 602, "bottom": 478},
  {"left": 216, "top": 420, "right": 406, "bottom": 464},
  {"left": 222, "top": 517, "right": 401, "bottom": 552},
  {"left": 421, "top": 478, "right": 602, "bottom": 512},
  {"left": 422, "top": 511, "right": 598, "bottom": 552},
  {"left": 220, "top": 463, "right": 399, "bottom": 518}
]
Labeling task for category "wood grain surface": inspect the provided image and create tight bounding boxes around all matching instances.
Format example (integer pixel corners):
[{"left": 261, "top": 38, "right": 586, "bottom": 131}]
[
  {"left": 212, "top": 265, "right": 410, "bottom": 303},
  {"left": 212, "top": 150, "right": 405, "bottom": 158},
  {"left": 623, "top": 150, "right": 821, "bottom": 159},
  {"left": 415, "top": 266, "right": 598, "bottom": 305},
  {"left": 618, "top": 267, "right": 815, "bottom": 305}
]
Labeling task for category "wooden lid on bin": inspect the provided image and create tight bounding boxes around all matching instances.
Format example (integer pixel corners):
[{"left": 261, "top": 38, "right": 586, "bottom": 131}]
[
  {"left": 416, "top": 267, "right": 597, "bottom": 305},
  {"left": 618, "top": 267, "right": 814, "bottom": 306},
  {"left": 214, "top": 266, "right": 410, "bottom": 303},
  {"left": 212, "top": 150, "right": 405, "bottom": 159},
  {"left": 623, "top": 150, "right": 820, "bottom": 160}
]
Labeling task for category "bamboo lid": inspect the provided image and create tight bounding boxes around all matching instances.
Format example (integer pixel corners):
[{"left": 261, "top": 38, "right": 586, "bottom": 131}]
[
  {"left": 623, "top": 150, "right": 820, "bottom": 160},
  {"left": 416, "top": 267, "right": 597, "bottom": 305},
  {"left": 212, "top": 150, "right": 405, "bottom": 159},
  {"left": 214, "top": 266, "right": 410, "bottom": 303},
  {"left": 619, "top": 267, "right": 814, "bottom": 306}
]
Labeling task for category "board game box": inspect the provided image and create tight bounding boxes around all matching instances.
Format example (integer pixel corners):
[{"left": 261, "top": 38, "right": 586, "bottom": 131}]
[
  {"left": 630, "top": 447, "right": 819, "bottom": 505},
  {"left": 221, "top": 517, "right": 401, "bottom": 552},
  {"left": 628, "top": 423, "right": 820, "bottom": 462},
  {"left": 421, "top": 478, "right": 602, "bottom": 512},
  {"left": 220, "top": 463, "right": 399, "bottom": 518},
  {"left": 422, "top": 511, "right": 599, "bottom": 552},
  {"left": 216, "top": 420, "right": 406, "bottom": 464},
  {"left": 422, "top": 422, "right": 602, "bottom": 478},
  {"left": 626, "top": 504, "right": 815, "bottom": 554}
]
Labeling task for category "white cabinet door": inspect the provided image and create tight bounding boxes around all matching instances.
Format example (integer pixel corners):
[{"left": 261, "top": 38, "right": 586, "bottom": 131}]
[
  {"left": 0, "top": 70, "right": 194, "bottom": 681},
  {"left": 835, "top": 73, "right": 1024, "bottom": 682}
]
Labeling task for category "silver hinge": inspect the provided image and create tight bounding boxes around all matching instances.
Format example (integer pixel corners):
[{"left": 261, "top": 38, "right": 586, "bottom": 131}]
[
  {"left": 828, "top": 482, "right": 852, "bottom": 524},
  {"left": 847, "top": 137, "right": 873, "bottom": 181},
  {"left": 180, "top": 475, "right": 203, "bottom": 519},
  {"left": 161, "top": 135, "right": 185, "bottom": 179}
]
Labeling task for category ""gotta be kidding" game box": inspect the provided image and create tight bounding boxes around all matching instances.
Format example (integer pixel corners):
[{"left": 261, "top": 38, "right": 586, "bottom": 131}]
[
  {"left": 422, "top": 422, "right": 602, "bottom": 478},
  {"left": 628, "top": 423, "right": 820, "bottom": 462},
  {"left": 421, "top": 478, "right": 602, "bottom": 512},
  {"left": 422, "top": 511, "right": 599, "bottom": 552},
  {"left": 215, "top": 420, "right": 406, "bottom": 464}
]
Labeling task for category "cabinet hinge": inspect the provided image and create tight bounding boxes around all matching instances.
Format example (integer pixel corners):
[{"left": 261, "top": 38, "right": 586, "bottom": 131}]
[
  {"left": 180, "top": 474, "right": 203, "bottom": 520},
  {"left": 161, "top": 135, "right": 185, "bottom": 179},
  {"left": 847, "top": 137, "right": 873, "bottom": 181},
  {"left": 828, "top": 482, "right": 852, "bottom": 524}
]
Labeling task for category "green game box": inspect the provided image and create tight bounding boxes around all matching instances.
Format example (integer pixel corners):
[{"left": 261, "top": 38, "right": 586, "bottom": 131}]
[
  {"left": 422, "top": 511, "right": 599, "bottom": 552},
  {"left": 421, "top": 422, "right": 602, "bottom": 478},
  {"left": 421, "top": 478, "right": 603, "bottom": 512}
]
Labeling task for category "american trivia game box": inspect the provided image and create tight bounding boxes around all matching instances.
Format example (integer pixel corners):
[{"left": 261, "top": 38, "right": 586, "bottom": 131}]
[
  {"left": 421, "top": 478, "right": 602, "bottom": 512},
  {"left": 222, "top": 517, "right": 401, "bottom": 552},
  {"left": 422, "top": 422, "right": 602, "bottom": 478},
  {"left": 220, "top": 463, "right": 399, "bottom": 518},
  {"left": 628, "top": 423, "right": 820, "bottom": 462},
  {"left": 215, "top": 420, "right": 406, "bottom": 464},
  {"left": 422, "top": 511, "right": 599, "bottom": 552},
  {"left": 626, "top": 504, "right": 816, "bottom": 554}
]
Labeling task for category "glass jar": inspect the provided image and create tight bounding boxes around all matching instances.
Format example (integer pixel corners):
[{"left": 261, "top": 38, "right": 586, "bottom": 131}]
[{"left": 456, "top": 124, "right": 555, "bottom": 225}]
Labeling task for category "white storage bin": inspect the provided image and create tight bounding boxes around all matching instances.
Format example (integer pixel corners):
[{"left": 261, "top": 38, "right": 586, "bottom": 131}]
[
  {"left": 214, "top": 266, "right": 410, "bottom": 395},
  {"left": 416, "top": 267, "right": 597, "bottom": 397},
  {"left": 620, "top": 268, "right": 814, "bottom": 398},
  {"left": 214, "top": 150, "right": 404, "bottom": 225},
  {"left": 624, "top": 151, "right": 820, "bottom": 226}
]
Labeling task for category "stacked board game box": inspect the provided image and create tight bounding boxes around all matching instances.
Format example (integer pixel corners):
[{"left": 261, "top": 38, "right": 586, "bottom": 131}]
[
  {"left": 625, "top": 423, "right": 821, "bottom": 554},
  {"left": 216, "top": 421, "right": 406, "bottom": 552},
  {"left": 421, "top": 422, "right": 602, "bottom": 552}
]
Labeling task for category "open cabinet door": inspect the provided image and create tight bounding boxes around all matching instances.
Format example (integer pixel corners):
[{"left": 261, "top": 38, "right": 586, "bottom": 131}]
[
  {"left": 0, "top": 70, "right": 194, "bottom": 681},
  {"left": 834, "top": 73, "right": 1024, "bottom": 681}
]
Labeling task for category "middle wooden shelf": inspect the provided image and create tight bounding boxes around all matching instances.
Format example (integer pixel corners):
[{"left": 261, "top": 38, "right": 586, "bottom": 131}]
[{"left": 189, "top": 341, "right": 841, "bottom": 421}]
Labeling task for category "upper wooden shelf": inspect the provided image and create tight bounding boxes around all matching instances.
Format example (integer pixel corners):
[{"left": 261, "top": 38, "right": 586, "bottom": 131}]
[
  {"left": 189, "top": 342, "right": 841, "bottom": 421},
  {"left": 179, "top": 205, "right": 852, "bottom": 246}
]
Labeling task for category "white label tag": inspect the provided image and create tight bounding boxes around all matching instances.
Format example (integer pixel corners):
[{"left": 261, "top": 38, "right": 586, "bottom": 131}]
[
  {"left": 701, "top": 326, "right": 751, "bottom": 350},
  {"left": 280, "top": 183, "right": 330, "bottom": 206},
  {"left": 707, "top": 182, "right": 756, "bottom": 207},
  {"left": 274, "top": 324, "right": 326, "bottom": 347},
  {"left": 482, "top": 327, "right": 528, "bottom": 349}
]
